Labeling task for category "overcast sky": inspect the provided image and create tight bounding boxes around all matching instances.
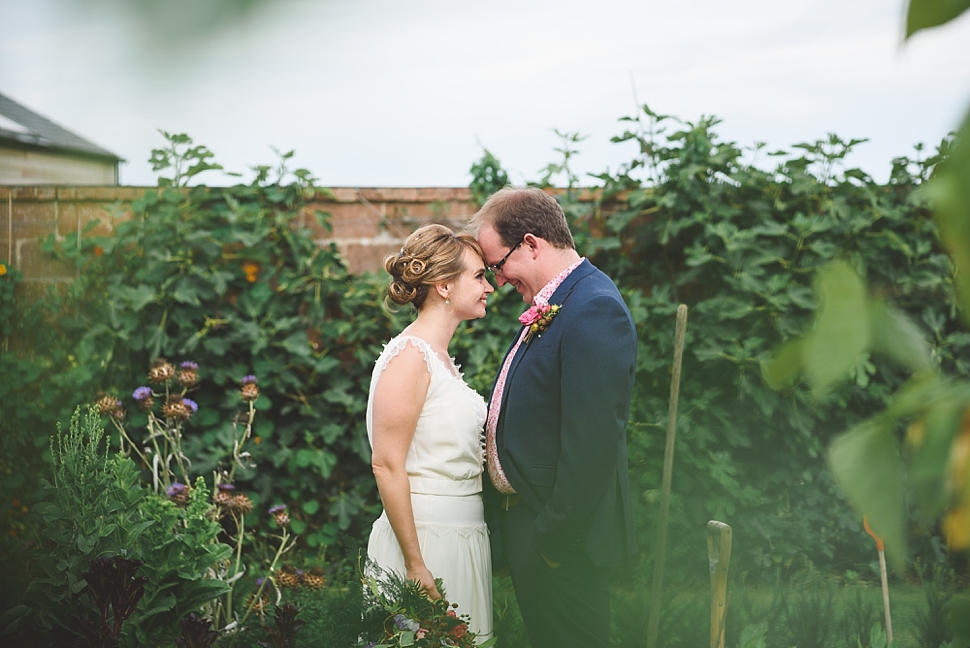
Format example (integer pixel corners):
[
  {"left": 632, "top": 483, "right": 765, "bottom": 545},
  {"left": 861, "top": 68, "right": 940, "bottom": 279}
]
[{"left": 2, "top": 0, "right": 970, "bottom": 187}]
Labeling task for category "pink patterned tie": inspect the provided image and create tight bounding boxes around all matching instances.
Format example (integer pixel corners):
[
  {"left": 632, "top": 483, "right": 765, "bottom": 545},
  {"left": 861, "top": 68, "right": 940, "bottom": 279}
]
[{"left": 485, "top": 258, "right": 584, "bottom": 494}]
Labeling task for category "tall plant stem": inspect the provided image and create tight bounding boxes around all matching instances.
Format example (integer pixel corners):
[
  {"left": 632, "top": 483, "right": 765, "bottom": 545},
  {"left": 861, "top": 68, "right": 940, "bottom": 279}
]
[
  {"left": 238, "top": 528, "right": 291, "bottom": 628},
  {"left": 647, "top": 304, "right": 688, "bottom": 648},
  {"left": 146, "top": 414, "right": 166, "bottom": 493},
  {"left": 224, "top": 511, "right": 246, "bottom": 628},
  {"left": 172, "top": 424, "right": 189, "bottom": 483},
  {"left": 228, "top": 401, "right": 255, "bottom": 482},
  {"left": 111, "top": 419, "right": 149, "bottom": 468}
]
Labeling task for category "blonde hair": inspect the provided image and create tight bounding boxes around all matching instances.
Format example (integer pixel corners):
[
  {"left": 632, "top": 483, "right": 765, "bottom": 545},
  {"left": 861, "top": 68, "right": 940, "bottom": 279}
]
[{"left": 384, "top": 224, "right": 484, "bottom": 309}]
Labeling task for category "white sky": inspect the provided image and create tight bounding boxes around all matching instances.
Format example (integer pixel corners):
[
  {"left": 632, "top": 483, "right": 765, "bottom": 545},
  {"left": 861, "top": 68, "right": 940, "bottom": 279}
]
[{"left": 2, "top": 0, "right": 970, "bottom": 187}]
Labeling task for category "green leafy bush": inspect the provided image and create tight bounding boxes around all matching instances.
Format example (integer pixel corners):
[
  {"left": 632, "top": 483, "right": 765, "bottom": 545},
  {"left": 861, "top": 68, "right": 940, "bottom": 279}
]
[
  {"left": 548, "top": 107, "right": 962, "bottom": 578},
  {"left": 11, "top": 407, "right": 231, "bottom": 646},
  {"left": 7, "top": 135, "right": 406, "bottom": 558}
]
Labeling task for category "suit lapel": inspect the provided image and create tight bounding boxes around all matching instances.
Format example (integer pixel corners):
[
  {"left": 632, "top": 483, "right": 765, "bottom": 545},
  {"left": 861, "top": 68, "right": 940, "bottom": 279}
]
[{"left": 498, "top": 259, "right": 595, "bottom": 413}]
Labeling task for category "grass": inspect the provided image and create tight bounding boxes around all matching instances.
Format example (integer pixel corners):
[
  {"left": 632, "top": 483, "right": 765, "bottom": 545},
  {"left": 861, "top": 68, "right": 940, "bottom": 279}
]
[
  {"left": 200, "top": 565, "right": 958, "bottom": 647},
  {"left": 489, "top": 576, "right": 951, "bottom": 648}
]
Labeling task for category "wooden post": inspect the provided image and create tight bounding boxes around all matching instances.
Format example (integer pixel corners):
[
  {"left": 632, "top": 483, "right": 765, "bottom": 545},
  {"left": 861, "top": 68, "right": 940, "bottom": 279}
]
[
  {"left": 708, "top": 521, "right": 732, "bottom": 648},
  {"left": 864, "top": 516, "right": 893, "bottom": 644},
  {"left": 646, "top": 304, "right": 688, "bottom": 648}
]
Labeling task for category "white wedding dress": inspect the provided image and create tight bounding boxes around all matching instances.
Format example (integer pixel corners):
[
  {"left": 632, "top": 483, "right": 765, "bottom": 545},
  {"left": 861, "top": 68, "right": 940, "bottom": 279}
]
[{"left": 365, "top": 335, "right": 493, "bottom": 642}]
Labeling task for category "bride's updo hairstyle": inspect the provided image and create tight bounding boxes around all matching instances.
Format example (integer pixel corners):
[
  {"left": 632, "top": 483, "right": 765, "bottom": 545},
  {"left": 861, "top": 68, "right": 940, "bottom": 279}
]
[{"left": 384, "top": 224, "right": 484, "bottom": 310}]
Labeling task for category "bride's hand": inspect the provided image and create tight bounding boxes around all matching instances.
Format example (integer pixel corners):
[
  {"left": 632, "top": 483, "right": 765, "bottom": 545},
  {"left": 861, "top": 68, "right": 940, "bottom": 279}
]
[{"left": 406, "top": 564, "right": 441, "bottom": 600}]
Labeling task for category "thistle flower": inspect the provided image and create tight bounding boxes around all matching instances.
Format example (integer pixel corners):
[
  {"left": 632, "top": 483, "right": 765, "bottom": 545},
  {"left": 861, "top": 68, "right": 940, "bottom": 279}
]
[
  {"left": 213, "top": 483, "right": 236, "bottom": 508},
  {"left": 132, "top": 386, "right": 154, "bottom": 411},
  {"left": 95, "top": 394, "right": 125, "bottom": 421},
  {"left": 240, "top": 375, "right": 259, "bottom": 402},
  {"left": 178, "top": 361, "right": 200, "bottom": 387},
  {"left": 183, "top": 398, "right": 199, "bottom": 414},
  {"left": 95, "top": 393, "right": 117, "bottom": 415},
  {"left": 269, "top": 504, "right": 289, "bottom": 527},
  {"left": 247, "top": 577, "right": 271, "bottom": 613},
  {"left": 148, "top": 358, "right": 176, "bottom": 384},
  {"left": 166, "top": 482, "right": 189, "bottom": 508},
  {"left": 303, "top": 567, "right": 325, "bottom": 590},
  {"left": 275, "top": 564, "right": 301, "bottom": 589},
  {"left": 393, "top": 615, "right": 420, "bottom": 632},
  {"left": 229, "top": 492, "right": 254, "bottom": 515},
  {"left": 108, "top": 399, "right": 126, "bottom": 421},
  {"left": 161, "top": 395, "right": 193, "bottom": 421}
]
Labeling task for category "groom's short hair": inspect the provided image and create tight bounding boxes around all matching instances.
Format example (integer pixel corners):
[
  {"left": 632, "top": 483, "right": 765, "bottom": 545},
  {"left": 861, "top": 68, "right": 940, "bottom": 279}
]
[{"left": 471, "top": 186, "right": 575, "bottom": 250}]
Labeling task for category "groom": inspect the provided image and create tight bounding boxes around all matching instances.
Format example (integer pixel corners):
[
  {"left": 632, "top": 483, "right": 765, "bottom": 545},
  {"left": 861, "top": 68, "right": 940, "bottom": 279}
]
[{"left": 471, "top": 187, "right": 638, "bottom": 648}]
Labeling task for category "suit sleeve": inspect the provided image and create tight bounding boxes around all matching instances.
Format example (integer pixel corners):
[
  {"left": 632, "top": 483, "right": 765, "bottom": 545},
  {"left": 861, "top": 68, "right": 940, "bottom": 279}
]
[{"left": 533, "top": 292, "right": 637, "bottom": 562}]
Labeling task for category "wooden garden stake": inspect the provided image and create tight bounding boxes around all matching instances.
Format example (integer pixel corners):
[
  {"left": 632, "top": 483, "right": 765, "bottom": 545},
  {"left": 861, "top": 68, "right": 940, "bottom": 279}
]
[
  {"left": 707, "top": 521, "right": 732, "bottom": 648},
  {"left": 864, "top": 515, "right": 893, "bottom": 644},
  {"left": 646, "top": 304, "right": 688, "bottom": 648}
]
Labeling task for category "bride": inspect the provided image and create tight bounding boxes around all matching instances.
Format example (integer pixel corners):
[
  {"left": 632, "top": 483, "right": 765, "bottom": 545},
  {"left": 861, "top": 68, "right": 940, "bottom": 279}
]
[{"left": 366, "top": 224, "right": 495, "bottom": 642}]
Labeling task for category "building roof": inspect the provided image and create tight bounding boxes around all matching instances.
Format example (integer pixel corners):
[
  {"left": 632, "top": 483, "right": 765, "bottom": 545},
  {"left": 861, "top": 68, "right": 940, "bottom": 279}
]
[{"left": 0, "top": 91, "right": 122, "bottom": 161}]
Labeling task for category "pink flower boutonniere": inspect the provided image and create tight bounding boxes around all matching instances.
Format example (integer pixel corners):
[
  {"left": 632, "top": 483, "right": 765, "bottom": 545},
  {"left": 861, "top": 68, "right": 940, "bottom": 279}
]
[{"left": 519, "top": 303, "right": 562, "bottom": 343}]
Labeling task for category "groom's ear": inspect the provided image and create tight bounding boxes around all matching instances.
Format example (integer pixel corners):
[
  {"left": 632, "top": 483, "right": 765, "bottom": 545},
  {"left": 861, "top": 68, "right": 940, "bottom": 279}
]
[{"left": 522, "top": 233, "right": 541, "bottom": 257}]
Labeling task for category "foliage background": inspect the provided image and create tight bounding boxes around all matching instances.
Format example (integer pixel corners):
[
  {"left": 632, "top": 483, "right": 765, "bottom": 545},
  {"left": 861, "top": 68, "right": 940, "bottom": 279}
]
[{"left": 0, "top": 106, "right": 965, "bottom": 628}]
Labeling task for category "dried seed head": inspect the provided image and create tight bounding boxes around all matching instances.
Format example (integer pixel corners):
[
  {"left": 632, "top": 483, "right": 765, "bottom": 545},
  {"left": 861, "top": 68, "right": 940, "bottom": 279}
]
[
  {"left": 213, "top": 483, "right": 236, "bottom": 508},
  {"left": 303, "top": 567, "right": 325, "bottom": 590},
  {"left": 108, "top": 400, "right": 126, "bottom": 421},
  {"left": 95, "top": 393, "right": 117, "bottom": 415},
  {"left": 148, "top": 358, "right": 176, "bottom": 384},
  {"left": 161, "top": 395, "right": 192, "bottom": 421},
  {"left": 240, "top": 375, "right": 259, "bottom": 402},
  {"left": 229, "top": 493, "right": 254, "bottom": 515},
  {"left": 178, "top": 361, "right": 200, "bottom": 387},
  {"left": 95, "top": 394, "right": 125, "bottom": 421},
  {"left": 275, "top": 564, "right": 301, "bottom": 589}
]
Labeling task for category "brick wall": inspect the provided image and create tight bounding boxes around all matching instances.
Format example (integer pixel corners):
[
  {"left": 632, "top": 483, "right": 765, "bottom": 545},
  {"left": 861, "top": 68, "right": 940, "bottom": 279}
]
[{"left": 0, "top": 185, "right": 483, "bottom": 299}]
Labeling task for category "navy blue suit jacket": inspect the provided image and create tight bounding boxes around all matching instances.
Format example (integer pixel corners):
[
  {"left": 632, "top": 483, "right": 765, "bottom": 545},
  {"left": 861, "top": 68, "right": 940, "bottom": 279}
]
[{"left": 485, "top": 260, "right": 638, "bottom": 568}]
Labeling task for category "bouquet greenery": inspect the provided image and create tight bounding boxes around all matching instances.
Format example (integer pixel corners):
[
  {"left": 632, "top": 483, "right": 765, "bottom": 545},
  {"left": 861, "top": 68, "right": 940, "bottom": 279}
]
[{"left": 357, "top": 562, "right": 495, "bottom": 648}]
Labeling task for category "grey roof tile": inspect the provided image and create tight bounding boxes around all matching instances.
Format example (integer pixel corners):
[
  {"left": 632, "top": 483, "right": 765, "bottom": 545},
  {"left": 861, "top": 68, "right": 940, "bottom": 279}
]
[{"left": 0, "top": 91, "right": 122, "bottom": 160}]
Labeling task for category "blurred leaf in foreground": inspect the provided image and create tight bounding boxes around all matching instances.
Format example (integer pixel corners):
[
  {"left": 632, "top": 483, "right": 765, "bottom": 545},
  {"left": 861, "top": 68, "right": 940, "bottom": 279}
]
[{"left": 906, "top": 0, "right": 970, "bottom": 38}]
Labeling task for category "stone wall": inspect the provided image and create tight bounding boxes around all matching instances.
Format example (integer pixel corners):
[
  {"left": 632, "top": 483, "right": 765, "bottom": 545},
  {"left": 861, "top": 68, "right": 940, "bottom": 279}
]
[{"left": 0, "top": 185, "right": 482, "bottom": 298}]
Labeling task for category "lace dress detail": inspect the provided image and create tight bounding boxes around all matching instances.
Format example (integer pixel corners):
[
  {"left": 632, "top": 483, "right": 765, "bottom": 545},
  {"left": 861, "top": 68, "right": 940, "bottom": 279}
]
[{"left": 365, "top": 334, "right": 492, "bottom": 642}]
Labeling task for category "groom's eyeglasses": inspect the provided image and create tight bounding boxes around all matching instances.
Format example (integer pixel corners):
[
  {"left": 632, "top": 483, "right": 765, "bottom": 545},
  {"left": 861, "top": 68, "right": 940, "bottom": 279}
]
[{"left": 487, "top": 238, "right": 523, "bottom": 274}]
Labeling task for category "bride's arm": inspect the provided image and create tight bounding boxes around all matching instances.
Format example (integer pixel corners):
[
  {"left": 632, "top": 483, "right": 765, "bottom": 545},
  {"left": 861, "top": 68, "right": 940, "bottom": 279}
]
[{"left": 370, "top": 343, "right": 440, "bottom": 599}]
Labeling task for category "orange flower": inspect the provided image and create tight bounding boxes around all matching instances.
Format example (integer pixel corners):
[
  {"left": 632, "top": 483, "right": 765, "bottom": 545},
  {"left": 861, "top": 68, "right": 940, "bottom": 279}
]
[
  {"left": 254, "top": 436, "right": 262, "bottom": 445},
  {"left": 241, "top": 261, "right": 260, "bottom": 283},
  {"left": 943, "top": 504, "right": 970, "bottom": 550},
  {"left": 0, "top": 263, "right": 7, "bottom": 276},
  {"left": 93, "top": 246, "right": 104, "bottom": 256}
]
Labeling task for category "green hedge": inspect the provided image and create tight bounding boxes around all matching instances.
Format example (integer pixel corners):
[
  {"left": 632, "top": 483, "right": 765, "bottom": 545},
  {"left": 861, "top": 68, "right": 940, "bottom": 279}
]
[{"left": 0, "top": 115, "right": 961, "bottom": 623}]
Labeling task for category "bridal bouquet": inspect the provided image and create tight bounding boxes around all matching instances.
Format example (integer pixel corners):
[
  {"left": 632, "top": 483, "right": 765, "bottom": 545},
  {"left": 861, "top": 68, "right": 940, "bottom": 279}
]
[{"left": 357, "top": 565, "right": 495, "bottom": 648}]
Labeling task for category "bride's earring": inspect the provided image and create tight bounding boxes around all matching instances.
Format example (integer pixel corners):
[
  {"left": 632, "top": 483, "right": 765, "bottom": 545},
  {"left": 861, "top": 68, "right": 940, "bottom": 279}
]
[{"left": 445, "top": 298, "right": 450, "bottom": 305}]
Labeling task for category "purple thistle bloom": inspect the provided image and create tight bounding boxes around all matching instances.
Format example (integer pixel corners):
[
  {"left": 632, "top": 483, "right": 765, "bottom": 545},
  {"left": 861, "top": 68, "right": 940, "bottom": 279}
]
[
  {"left": 255, "top": 577, "right": 266, "bottom": 587},
  {"left": 180, "top": 361, "right": 199, "bottom": 370},
  {"left": 217, "top": 483, "right": 236, "bottom": 493},
  {"left": 183, "top": 398, "right": 199, "bottom": 413},
  {"left": 268, "top": 504, "right": 286, "bottom": 515},
  {"left": 166, "top": 482, "right": 187, "bottom": 497},
  {"left": 242, "top": 375, "right": 257, "bottom": 385},
  {"left": 133, "top": 386, "right": 152, "bottom": 401},
  {"left": 393, "top": 614, "right": 420, "bottom": 632}
]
